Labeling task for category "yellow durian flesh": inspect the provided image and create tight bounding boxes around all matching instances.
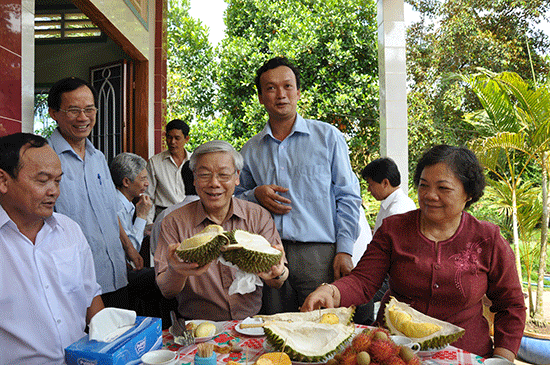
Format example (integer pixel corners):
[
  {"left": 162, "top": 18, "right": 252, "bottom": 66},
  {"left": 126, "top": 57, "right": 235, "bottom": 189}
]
[
  {"left": 388, "top": 307, "right": 442, "bottom": 338},
  {"left": 175, "top": 225, "right": 228, "bottom": 266},
  {"left": 384, "top": 297, "right": 465, "bottom": 350}
]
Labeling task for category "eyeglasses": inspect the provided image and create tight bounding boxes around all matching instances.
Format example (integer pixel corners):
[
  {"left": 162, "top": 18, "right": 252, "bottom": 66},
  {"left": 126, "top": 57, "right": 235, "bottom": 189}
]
[
  {"left": 58, "top": 107, "right": 98, "bottom": 118},
  {"left": 194, "top": 171, "right": 235, "bottom": 183}
]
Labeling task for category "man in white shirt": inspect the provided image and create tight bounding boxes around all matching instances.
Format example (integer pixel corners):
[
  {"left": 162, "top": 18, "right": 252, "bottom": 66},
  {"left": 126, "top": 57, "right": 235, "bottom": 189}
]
[
  {"left": 355, "top": 157, "right": 416, "bottom": 324},
  {"left": 145, "top": 119, "right": 192, "bottom": 223},
  {"left": 0, "top": 133, "right": 103, "bottom": 364},
  {"left": 362, "top": 157, "right": 416, "bottom": 234}
]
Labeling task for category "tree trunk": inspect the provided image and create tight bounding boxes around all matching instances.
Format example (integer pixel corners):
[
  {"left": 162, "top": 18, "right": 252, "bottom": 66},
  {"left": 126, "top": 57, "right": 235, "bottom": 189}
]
[
  {"left": 511, "top": 188, "right": 522, "bottom": 283},
  {"left": 534, "top": 152, "right": 549, "bottom": 322}
]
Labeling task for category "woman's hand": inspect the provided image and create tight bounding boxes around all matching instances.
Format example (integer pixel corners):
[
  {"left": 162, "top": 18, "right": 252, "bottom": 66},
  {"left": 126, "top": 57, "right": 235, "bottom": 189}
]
[{"left": 301, "top": 283, "right": 341, "bottom": 311}]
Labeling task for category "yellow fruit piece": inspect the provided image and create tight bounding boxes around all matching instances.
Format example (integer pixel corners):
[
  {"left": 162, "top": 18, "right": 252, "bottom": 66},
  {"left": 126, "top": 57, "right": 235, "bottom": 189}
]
[
  {"left": 195, "top": 322, "right": 216, "bottom": 337},
  {"left": 388, "top": 307, "right": 441, "bottom": 338},
  {"left": 256, "top": 352, "right": 292, "bottom": 365},
  {"left": 320, "top": 313, "right": 340, "bottom": 324}
]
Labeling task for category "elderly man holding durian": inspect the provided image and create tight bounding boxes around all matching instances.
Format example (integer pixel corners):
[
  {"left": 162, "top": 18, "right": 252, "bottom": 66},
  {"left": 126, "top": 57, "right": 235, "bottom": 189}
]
[{"left": 154, "top": 140, "right": 288, "bottom": 321}]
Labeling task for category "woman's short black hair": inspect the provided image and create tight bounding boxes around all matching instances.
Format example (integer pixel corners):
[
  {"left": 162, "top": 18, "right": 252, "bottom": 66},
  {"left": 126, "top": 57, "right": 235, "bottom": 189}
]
[{"left": 413, "top": 145, "right": 485, "bottom": 208}]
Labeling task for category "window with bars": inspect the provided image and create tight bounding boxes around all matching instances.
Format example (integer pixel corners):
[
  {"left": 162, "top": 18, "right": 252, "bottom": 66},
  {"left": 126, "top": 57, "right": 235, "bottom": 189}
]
[{"left": 35, "top": 10, "right": 103, "bottom": 41}]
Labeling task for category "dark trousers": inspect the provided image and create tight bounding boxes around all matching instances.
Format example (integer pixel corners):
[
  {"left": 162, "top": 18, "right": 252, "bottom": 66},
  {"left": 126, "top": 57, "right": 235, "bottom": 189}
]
[
  {"left": 127, "top": 267, "right": 177, "bottom": 329},
  {"left": 261, "top": 240, "right": 335, "bottom": 314},
  {"left": 101, "top": 286, "right": 130, "bottom": 309}
]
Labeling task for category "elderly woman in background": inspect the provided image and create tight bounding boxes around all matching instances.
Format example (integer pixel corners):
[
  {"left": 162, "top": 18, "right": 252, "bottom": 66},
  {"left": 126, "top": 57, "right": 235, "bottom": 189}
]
[{"left": 301, "top": 145, "right": 526, "bottom": 361}]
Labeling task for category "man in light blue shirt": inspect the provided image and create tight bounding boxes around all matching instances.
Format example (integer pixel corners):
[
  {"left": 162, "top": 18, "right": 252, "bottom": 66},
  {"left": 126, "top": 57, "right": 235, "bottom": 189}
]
[
  {"left": 235, "top": 57, "right": 362, "bottom": 313},
  {"left": 110, "top": 152, "right": 152, "bottom": 252},
  {"left": 47, "top": 77, "right": 143, "bottom": 308}
]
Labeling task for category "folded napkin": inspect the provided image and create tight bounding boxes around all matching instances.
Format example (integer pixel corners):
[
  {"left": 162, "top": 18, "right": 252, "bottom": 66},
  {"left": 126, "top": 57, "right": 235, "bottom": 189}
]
[
  {"left": 218, "top": 257, "right": 263, "bottom": 295},
  {"left": 89, "top": 307, "right": 137, "bottom": 342}
]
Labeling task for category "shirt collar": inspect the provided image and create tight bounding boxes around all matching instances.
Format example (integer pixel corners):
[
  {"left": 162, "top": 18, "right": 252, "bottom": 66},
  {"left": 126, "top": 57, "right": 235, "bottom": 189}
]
[
  {"left": 259, "top": 113, "right": 310, "bottom": 141},
  {"left": 380, "top": 188, "right": 400, "bottom": 210},
  {"left": 192, "top": 197, "right": 246, "bottom": 227},
  {"left": 0, "top": 205, "right": 59, "bottom": 232},
  {"left": 50, "top": 128, "right": 97, "bottom": 159},
  {"left": 116, "top": 190, "right": 135, "bottom": 215}
]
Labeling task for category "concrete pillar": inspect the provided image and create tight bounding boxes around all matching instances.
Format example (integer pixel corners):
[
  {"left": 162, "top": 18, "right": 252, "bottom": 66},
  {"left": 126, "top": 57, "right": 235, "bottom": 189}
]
[{"left": 377, "top": 0, "right": 409, "bottom": 189}]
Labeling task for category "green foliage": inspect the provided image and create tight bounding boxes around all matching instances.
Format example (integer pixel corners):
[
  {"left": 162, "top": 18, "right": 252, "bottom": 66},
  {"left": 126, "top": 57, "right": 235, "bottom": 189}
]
[
  {"left": 215, "top": 0, "right": 380, "bottom": 171},
  {"left": 34, "top": 93, "right": 56, "bottom": 138},
  {"left": 406, "top": 0, "right": 550, "bottom": 177},
  {"left": 166, "top": 0, "right": 216, "bottom": 127}
]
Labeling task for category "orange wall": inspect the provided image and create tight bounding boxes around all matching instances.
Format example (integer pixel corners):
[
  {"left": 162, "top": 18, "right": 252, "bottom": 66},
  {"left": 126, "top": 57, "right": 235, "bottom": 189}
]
[{"left": 0, "top": 0, "right": 22, "bottom": 135}]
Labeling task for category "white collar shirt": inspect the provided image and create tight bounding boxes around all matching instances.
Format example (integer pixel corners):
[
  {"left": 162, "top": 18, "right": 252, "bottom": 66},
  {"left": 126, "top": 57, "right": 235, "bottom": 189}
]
[
  {"left": 145, "top": 150, "right": 192, "bottom": 223},
  {"left": 0, "top": 207, "right": 101, "bottom": 364},
  {"left": 373, "top": 188, "right": 417, "bottom": 234}
]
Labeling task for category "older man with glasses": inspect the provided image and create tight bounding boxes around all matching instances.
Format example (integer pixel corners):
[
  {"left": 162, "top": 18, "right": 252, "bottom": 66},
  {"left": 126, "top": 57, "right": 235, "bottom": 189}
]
[
  {"left": 154, "top": 140, "right": 288, "bottom": 321},
  {"left": 47, "top": 77, "right": 143, "bottom": 309}
]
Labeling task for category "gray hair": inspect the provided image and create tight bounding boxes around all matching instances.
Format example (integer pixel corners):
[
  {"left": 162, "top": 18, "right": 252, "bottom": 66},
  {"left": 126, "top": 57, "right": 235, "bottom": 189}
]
[
  {"left": 189, "top": 140, "right": 243, "bottom": 172},
  {"left": 110, "top": 152, "right": 147, "bottom": 187}
]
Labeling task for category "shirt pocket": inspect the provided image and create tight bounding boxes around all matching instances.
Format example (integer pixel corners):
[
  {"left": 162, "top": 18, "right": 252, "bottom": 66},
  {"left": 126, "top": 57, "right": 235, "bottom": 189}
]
[
  {"left": 292, "top": 164, "right": 332, "bottom": 201},
  {"left": 52, "top": 246, "right": 84, "bottom": 294}
]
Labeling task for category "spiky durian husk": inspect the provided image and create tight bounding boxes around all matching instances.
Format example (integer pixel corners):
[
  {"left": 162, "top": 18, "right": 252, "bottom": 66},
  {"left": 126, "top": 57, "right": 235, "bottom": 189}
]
[
  {"left": 263, "top": 322, "right": 355, "bottom": 362},
  {"left": 175, "top": 225, "right": 228, "bottom": 266},
  {"left": 255, "top": 306, "right": 356, "bottom": 326},
  {"left": 221, "top": 229, "right": 282, "bottom": 273},
  {"left": 384, "top": 297, "right": 465, "bottom": 351}
]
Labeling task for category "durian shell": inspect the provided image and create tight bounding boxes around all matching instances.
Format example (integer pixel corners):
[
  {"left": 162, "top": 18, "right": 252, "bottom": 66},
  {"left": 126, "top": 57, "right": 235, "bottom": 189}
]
[
  {"left": 175, "top": 224, "right": 228, "bottom": 266},
  {"left": 255, "top": 306, "right": 356, "bottom": 325},
  {"left": 221, "top": 229, "right": 282, "bottom": 273},
  {"left": 263, "top": 321, "right": 355, "bottom": 362},
  {"left": 384, "top": 297, "right": 465, "bottom": 350}
]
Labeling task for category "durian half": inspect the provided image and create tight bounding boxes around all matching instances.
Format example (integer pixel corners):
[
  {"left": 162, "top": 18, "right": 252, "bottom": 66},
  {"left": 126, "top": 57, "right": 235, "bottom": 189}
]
[
  {"left": 175, "top": 224, "right": 228, "bottom": 266},
  {"left": 222, "top": 229, "right": 283, "bottom": 273},
  {"left": 255, "top": 306, "right": 355, "bottom": 325},
  {"left": 263, "top": 321, "right": 355, "bottom": 362},
  {"left": 384, "top": 296, "right": 465, "bottom": 350}
]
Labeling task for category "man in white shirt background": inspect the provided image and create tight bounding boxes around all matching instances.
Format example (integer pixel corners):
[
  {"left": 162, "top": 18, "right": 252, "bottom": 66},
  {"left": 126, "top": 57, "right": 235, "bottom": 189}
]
[
  {"left": 355, "top": 156, "right": 416, "bottom": 324},
  {"left": 145, "top": 119, "right": 192, "bottom": 223},
  {"left": 0, "top": 133, "right": 103, "bottom": 364}
]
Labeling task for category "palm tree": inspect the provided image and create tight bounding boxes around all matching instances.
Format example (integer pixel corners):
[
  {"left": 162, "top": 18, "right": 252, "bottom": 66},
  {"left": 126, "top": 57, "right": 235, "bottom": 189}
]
[{"left": 459, "top": 69, "right": 550, "bottom": 322}]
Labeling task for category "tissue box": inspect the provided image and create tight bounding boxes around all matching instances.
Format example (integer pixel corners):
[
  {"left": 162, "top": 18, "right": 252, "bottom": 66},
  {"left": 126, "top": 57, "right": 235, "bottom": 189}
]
[{"left": 65, "top": 316, "right": 162, "bottom": 365}]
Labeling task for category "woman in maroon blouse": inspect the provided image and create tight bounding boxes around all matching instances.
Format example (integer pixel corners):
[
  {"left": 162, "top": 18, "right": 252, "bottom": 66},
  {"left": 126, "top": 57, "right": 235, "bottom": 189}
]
[{"left": 301, "top": 145, "right": 526, "bottom": 361}]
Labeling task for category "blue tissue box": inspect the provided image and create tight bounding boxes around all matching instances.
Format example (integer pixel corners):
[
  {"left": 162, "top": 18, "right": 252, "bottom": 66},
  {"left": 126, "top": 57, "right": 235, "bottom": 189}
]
[{"left": 65, "top": 316, "right": 162, "bottom": 365}]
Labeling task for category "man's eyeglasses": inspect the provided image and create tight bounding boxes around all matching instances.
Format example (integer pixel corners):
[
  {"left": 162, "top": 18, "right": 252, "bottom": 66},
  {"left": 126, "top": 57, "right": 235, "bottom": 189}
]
[
  {"left": 59, "top": 107, "right": 98, "bottom": 118},
  {"left": 195, "top": 171, "right": 235, "bottom": 183}
]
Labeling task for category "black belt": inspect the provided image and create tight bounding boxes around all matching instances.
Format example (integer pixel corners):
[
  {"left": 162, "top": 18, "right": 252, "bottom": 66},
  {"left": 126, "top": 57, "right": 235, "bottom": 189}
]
[{"left": 282, "top": 239, "right": 335, "bottom": 245}]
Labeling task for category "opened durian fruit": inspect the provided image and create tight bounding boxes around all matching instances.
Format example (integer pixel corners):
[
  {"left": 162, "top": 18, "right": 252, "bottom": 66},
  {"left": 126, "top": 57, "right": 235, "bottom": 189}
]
[
  {"left": 175, "top": 225, "right": 282, "bottom": 272},
  {"left": 264, "top": 321, "right": 355, "bottom": 362},
  {"left": 175, "top": 225, "right": 228, "bottom": 266},
  {"left": 256, "top": 307, "right": 356, "bottom": 362},
  {"left": 222, "top": 229, "right": 283, "bottom": 273},
  {"left": 256, "top": 306, "right": 355, "bottom": 325},
  {"left": 384, "top": 297, "right": 465, "bottom": 350}
]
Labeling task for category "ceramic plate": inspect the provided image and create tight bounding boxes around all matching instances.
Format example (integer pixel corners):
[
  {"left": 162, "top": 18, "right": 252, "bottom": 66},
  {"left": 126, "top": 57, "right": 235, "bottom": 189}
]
[
  {"left": 170, "top": 320, "right": 222, "bottom": 344},
  {"left": 235, "top": 317, "right": 265, "bottom": 336}
]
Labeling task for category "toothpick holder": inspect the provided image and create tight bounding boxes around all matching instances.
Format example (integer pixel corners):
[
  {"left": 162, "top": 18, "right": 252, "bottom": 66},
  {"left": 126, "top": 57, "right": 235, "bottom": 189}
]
[{"left": 194, "top": 352, "right": 216, "bottom": 365}]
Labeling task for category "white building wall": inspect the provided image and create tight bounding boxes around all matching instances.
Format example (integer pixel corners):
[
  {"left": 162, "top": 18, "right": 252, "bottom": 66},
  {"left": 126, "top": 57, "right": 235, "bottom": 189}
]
[
  {"left": 21, "top": 0, "right": 35, "bottom": 132},
  {"left": 377, "top": 0, "right": 409, "bottom": 189}
]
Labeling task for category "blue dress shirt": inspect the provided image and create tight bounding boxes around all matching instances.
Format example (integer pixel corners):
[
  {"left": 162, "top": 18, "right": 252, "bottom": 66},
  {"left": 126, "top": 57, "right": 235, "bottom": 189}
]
[
  {"left": 116, "top": 189, "right": 147, "bottom": 251},
  {"left": 48, "top": 129, "right": 127, "bottom": 293},
  {"left": 235, "top": 114, "right": 362, "bottom": 255}
]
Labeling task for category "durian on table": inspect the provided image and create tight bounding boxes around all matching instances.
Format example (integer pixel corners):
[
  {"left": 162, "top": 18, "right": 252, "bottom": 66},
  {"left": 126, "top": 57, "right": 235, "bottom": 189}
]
[
  {"left": 175, "top": 224, "right": 283, "bottom": 273},
  {"left": 255, "top": 307, "right": 356, "bottom": 363},
  {"left": 384, "top": 296, "right": 465, "bottom": 350}
]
